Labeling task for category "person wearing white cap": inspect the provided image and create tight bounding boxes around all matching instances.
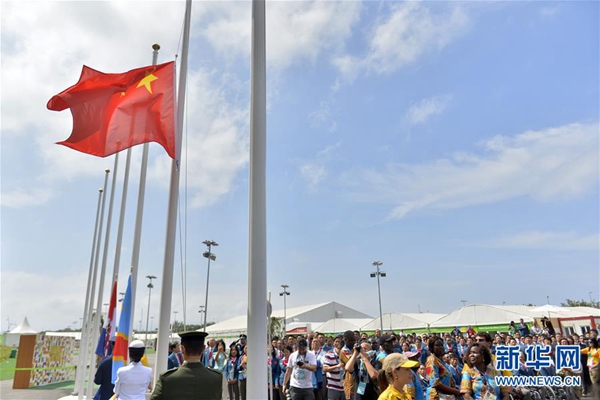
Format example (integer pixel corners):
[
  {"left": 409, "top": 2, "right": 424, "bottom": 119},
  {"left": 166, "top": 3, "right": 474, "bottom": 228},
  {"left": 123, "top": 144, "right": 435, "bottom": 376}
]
[{"left": 114, "top": 340, "right": 153, "bottom": 400}]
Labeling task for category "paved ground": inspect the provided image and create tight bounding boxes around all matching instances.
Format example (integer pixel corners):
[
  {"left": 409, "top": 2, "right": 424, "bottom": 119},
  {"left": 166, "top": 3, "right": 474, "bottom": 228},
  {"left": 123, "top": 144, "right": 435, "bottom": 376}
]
[{"left": 0, "top": 379, "right": 72, "bottom": 400}]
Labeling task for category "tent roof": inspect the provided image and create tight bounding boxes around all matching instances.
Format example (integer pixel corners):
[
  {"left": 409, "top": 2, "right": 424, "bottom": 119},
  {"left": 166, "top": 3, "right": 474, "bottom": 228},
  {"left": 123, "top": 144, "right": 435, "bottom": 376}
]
[
  {"left": 496, "top": 305, "right": 600, "bottom": 318},
  {"left": 429, "top": 305, "right": 534, "bottom": 328},
  {"left": 205, "top": 301, "right": 372, "bottom": 335},
  {"left": 312, "top": 318, "right": 374, "bottom": 334},
  {"left": 9, "top": 317, "right": 36, "bottom": 334},
  {"left": 361, "top": 313, "right": 445, "bottom": 331}
]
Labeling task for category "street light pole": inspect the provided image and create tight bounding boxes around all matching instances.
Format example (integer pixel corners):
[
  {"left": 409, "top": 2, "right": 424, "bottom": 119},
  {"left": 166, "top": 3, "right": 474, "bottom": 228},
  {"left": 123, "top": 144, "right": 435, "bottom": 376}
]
[
  {"left": 145, "top": 275, "right": 157, "bottom": 344},
  {"left": 279, "top": 285, "right": 290, "bottom": 334},
  {"left": 370, "top": 261, "right": 386, "bottom": 333},
  {"left": 202, "top": 240, "right": 218, "bottom": 330},
  {"left": 172, "top": 311, "right": 178, "bottom": 336}
]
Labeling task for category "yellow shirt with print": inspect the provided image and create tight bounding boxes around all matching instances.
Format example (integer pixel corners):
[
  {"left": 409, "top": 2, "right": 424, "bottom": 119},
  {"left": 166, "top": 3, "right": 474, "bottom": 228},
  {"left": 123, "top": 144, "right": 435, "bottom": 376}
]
[
  {"left": 462, "top": 354, "right": 512, "bottom": 376},
  {"left": 378, "top": 384, "right": 412, "bottom": 400}
]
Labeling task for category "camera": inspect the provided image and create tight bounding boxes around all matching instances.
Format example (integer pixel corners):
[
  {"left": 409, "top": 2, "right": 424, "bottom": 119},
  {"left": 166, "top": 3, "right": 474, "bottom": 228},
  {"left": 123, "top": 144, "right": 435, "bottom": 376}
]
[
  {"left": 354, "top": 343, "right": 361, "bottom": 352},
  {"left": 296, "top": 360, "right": 304, "bottom": 367}
]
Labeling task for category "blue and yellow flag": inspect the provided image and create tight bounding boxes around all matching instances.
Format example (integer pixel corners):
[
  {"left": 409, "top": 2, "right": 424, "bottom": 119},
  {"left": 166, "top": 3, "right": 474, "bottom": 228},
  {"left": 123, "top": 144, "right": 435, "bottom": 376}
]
[{"left": 111, "top": 274, "right": 132, "bottom": 383}]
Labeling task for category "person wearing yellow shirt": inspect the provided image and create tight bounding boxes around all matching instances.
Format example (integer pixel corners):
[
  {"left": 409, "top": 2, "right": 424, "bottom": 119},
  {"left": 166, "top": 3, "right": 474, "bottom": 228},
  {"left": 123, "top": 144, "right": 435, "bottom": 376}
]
[
  {"left": 376, "top": 353, "right": 418, "bottom": 400},
  {"left": 582, "top": 338, "right": 600, "bottom": 399}
]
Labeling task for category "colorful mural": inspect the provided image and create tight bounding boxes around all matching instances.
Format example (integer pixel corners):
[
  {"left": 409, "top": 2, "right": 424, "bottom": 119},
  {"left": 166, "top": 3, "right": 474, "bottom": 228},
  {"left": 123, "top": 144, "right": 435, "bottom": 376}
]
[{"left": 29, "top": 334, "right": 76, "bottom": 387}]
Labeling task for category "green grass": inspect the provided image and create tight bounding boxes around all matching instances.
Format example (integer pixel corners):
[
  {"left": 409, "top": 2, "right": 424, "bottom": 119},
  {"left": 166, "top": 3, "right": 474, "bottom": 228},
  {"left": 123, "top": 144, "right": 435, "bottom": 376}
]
[
  {"left": 0, "top": 358, "right": 16, "bottom": 381},
  {"left": 0, "top": 345, "right": 12, "bottom": 362}
]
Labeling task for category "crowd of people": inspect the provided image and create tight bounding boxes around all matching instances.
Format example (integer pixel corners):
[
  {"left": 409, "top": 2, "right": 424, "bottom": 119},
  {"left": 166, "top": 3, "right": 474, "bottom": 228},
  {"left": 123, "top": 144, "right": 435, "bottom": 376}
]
[
  {"left": 196, "top": 321, "right": 598, "bottom": 400},
  {"left": 94, "top": 319, "right": 600, "bottom": 400}
]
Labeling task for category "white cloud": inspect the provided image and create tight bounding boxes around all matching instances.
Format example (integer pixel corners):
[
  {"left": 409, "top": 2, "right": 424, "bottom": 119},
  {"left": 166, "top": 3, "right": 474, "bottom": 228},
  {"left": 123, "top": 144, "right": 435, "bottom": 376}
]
[
  {"left": 0, "top": 270, "right": 89, "bottom": 331},
  {"left": 300, "top": 163, "right": 327, "bottom": 190},
  {"left": 299, "top": 141, "right": 342, "bottom": 190},
  {"left": 0, "top": 188, "right": 55, "bottom": 208},
  {"left": 484, "top": 231, "right": 599, "bottom": 250},
  {"left": 334, "top": 2, "right": 469, "bottom": 79},
  {"left": 200, "top": 1, "right": 361, "bottom": 70},
  {"left": 406, "top": 94, "right": 452, "bottom": 125},
  {"left": 149, "top": 69, "right": 249, "bottom": 208},
  {"left": 347, "top": 122, "right": 599, "bottom": 219},
  {"left": 540, "top": 5, "right": 561, "bottom": 18},
  {"left": 1, "top": 2, "right": 248, "bottom": 209},
  {"left": 309, "top": 100, "right": 338, "bottom": 133}
]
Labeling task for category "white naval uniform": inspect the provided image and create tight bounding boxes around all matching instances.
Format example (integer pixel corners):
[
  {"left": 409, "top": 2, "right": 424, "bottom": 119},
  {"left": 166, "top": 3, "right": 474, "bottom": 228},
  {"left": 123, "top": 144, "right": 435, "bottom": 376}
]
[{"left": 114, "top": 362, "right": 152, "bottom": 400}]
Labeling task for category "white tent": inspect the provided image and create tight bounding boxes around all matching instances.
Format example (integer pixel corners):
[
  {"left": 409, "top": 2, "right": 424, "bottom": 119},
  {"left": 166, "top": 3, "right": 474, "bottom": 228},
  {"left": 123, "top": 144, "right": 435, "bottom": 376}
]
[
  {"left": 312, "top": 318, "right": 373, "bottom": 335},
  {"left": 361, "top": 313, "right": 446, "bottom": 332},
  {"left": 5, "top": 317, "right": 36, "bottom": 347},
  {"left": 429, "top": 305, "right": 534, "bottom": 330},
  {"left": 205, "top": 302, "right": 372, "bottom": 339},
  {"left": 496, "top": 305, "right": 600, "bottom": 319}
]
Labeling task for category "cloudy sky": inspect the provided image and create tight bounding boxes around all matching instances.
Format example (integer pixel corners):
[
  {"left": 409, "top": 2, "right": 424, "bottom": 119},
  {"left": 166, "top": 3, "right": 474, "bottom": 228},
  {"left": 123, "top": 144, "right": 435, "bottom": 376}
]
[{"left": 1, "top": 1, "right": 598, "bottom": 332}]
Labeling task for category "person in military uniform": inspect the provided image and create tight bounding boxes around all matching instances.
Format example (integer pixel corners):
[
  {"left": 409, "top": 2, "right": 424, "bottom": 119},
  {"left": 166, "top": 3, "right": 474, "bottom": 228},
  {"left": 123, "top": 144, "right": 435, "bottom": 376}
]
[{"left": 151, "top": 331, "right": 223, "bottom": 400}]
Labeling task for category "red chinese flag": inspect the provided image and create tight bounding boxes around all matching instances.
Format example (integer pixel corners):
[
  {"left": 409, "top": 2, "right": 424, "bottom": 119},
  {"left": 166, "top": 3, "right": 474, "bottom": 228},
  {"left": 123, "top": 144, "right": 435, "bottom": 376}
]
[{"left": 47, "top": 61, "right": 176, "bottom": 158}]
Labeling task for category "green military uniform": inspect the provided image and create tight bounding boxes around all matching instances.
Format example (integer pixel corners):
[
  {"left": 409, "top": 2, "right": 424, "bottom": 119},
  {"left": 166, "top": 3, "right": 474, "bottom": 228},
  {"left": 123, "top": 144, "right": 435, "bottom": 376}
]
[{"left": 150, "top": 360, "right": 222, "bottom": 400}]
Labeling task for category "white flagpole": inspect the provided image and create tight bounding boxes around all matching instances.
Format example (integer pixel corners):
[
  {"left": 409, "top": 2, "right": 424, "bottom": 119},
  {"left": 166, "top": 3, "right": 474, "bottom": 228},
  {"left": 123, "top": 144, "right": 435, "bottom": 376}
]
[
  {"left": 72, "top": 187, "right": 103, "bottom": 397},
  {"left": 78, "top": 168, "right": 110, "bottom": 400},
  {"left": 128, "top": 44, "right": 161, "bottom": 342},
  {"left": 247, "top": 0, "right": 268, "bottom": 398},
  {"left": 111, "top": 148, "right": 132, "bottom": 284},
  {"left": 154, "top": 0, "right": 191, "bottom": 382},
  {"left": 86, "top": 154, "right": 119, "bottom": 397}
]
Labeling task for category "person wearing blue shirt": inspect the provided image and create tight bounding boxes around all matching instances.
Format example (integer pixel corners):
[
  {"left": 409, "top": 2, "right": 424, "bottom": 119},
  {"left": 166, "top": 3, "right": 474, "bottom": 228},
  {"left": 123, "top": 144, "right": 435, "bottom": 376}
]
[
  {"left": 225, "top": 345, "right": 241, "bottom": 400},
  {"left": 404, "top": 351, "right": 424, "bottom": 400},
  {"left": 278, "top": 345, "right": 293, "bottom": 398},
  {"left": 167, "top": 342, "right": 183, "bottom": 370},
  {"left": 512, "top": 352, "right": 535, "bottom": 377},
  {"left": 93, "top": 341, "right": 115, "bottom": 400},
  {"left": 201, "top": 337, "right": 216, "bottom": 368},
  {"left": 518, "top": 318, "right": 531, "bottom": 336},
  {"left": 270, "top": 347, "right": 281, "bottom": 400},
  {"left": 447, "top": 353, "right": 462, "bottom": 387}
]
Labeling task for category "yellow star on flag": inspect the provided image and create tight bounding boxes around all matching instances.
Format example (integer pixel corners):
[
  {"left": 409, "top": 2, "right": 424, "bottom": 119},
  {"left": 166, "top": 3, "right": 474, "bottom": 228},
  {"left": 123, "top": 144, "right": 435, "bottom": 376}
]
[{"left": 136, "top": 70, "right": 158, "bottom": 94}]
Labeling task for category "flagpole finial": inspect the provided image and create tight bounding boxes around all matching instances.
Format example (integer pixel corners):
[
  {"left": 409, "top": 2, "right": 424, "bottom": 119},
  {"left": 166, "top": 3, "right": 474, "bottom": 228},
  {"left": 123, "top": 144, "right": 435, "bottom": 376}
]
[
  {"left": 105, "top": 168, "right": 110, "bottom": 173},
  {"left": 99, "top": 188, "right": 104, "bottom": 193},
  {"left": 152, "top": 44, "right": 160, "bottom": 51}
]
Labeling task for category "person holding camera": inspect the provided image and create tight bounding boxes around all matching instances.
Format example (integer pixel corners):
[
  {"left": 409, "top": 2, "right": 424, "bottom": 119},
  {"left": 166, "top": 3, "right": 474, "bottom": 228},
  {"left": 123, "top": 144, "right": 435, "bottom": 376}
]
[
  {"left": 340, "top": 330, "right": 358, "bottom": 400},
  {"left": 344, "top": 340, "right": 380, "bottom": 400},
  {"left": 283, "top": 339, "right": 318, "bottom": 400}
]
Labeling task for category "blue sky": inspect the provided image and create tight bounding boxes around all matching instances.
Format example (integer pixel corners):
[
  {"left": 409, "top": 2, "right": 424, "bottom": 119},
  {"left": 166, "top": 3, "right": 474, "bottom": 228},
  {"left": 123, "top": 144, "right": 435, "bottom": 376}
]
[{"left": 1, "top": 1, "right": 598, "bottom": 332}]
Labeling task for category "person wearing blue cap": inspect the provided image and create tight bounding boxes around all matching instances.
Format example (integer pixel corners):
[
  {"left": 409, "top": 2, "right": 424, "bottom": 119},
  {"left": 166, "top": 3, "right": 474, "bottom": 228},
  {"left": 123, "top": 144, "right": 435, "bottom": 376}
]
[{"left": 151, "top": 331, "right": 223, "bottom": 400}]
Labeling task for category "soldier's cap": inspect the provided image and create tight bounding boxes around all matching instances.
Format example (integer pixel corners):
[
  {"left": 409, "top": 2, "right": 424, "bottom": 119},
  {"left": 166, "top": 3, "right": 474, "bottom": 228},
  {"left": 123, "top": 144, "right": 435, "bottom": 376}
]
[
  {"left": 129, "top": 340, "right": 145, "bottom": 348},
  {"left": 179, "top": 331, "right": 208, "bottom": 343},
  {"left": 239, "top": 334, "right": 247, "bottom": 339}
]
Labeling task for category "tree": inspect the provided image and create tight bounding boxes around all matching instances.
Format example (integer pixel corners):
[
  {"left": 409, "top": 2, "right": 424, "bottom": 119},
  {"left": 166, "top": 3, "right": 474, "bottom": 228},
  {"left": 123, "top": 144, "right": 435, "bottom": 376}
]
[
  {"left": 269, "top": 317, "right": 284, "bottom": 339},
  {"left": 561, "top": 299, "right": 599, "bottom": 308}
]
